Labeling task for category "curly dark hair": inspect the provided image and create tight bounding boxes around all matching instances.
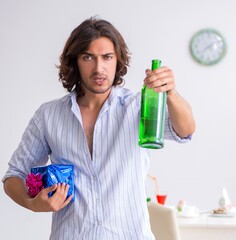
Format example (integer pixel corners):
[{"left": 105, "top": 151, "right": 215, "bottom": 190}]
[{"left": 58, "top": 17, "right": 131, "bottom": 96}]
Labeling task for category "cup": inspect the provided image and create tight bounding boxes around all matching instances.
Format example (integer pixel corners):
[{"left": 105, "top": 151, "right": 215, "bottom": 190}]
[
  {"left": 156, "top": 194, "right": 167, "bottom": 205},
  {"left": 181, "top": 205, "right": 199, "bottom": 216}
]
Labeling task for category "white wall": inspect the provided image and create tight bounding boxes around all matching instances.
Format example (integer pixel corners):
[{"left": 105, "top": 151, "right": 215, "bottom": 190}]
[{"left": 1, "top": 0, "right": 236, "bottom": 239}]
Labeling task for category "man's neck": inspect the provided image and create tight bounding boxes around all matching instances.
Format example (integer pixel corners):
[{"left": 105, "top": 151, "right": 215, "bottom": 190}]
[{"left": 77, "top": 88, "right": 111, "bottom": 110}]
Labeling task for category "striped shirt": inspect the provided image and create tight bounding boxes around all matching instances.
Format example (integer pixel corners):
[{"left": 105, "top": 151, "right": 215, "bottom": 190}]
[{"left": 3, "top": 86, "right": 190, "bottom": 240}]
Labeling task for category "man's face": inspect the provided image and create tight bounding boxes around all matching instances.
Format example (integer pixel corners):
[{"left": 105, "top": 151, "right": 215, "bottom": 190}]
[{"left": 77, "top": 37, "right": 117, "bottom": 95}]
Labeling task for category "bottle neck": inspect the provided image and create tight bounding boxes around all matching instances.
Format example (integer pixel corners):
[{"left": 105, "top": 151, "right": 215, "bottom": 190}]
[{"left": 152, "top": 59, "right": 161, "bottom": 70}]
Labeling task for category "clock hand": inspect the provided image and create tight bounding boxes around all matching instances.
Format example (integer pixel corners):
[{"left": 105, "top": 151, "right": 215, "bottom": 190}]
[
  {"left": 201, "top": 40, "right": 222, "bottom": 53},
  {"left": 201, "top": 42, "right": 217, "bottom": 52}
]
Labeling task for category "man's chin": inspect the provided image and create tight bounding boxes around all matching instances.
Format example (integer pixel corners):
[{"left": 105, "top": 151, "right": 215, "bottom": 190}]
[{"left": 84, "top": 86, "right": 112, "bottom": 95}]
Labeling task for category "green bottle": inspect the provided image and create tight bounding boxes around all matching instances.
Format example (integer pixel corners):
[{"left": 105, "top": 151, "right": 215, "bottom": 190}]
[{"left": 138, "top": 59, "right": 167, "bottom": 149}]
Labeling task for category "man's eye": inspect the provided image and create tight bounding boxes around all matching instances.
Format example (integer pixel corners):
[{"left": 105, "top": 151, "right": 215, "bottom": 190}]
[
  {"left": 83, "top": 55, "right": 93, "bottom": 61},
  {"left": 104, "top": 55, "right": 113, "bottom": 60}
]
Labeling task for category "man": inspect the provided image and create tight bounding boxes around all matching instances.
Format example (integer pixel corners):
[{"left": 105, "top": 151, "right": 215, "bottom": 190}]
[{"left": 3, "top": 17, "right": 195, "bottom": 239}]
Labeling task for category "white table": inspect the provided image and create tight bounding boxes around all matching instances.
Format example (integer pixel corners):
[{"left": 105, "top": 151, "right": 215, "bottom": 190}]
[{"left": 177, "top": 213, "right": 236, "bottom": 240}]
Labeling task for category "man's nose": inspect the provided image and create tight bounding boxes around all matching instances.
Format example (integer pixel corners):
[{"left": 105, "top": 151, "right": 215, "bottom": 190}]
[{"left": 94, "top": 58, "right": 104, "bottom": 73}]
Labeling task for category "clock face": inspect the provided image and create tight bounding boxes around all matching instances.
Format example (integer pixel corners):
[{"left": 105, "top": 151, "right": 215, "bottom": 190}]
[{"left": 190, "top": 29, "right": 226, "bottom": 66}]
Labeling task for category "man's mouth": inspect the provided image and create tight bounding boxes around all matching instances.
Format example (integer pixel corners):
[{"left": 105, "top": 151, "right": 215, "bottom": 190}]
[{"left": 92, "top": 75, "right": 106, "bottom": 85}]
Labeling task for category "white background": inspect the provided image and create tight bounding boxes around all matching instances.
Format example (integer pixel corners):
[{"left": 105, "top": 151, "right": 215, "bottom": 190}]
[{"left": 1, "top": 0, "right": 236, "bottom": 239}]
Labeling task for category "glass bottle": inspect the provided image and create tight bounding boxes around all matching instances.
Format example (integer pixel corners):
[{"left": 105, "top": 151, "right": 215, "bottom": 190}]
[{"left": 138, "top": 59, "right": 166, "bottom": 149}]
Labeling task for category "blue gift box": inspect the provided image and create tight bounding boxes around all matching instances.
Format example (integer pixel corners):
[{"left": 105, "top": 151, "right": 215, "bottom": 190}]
[{"left": 31, "top": 164, "right": 74, "bottom": 201}]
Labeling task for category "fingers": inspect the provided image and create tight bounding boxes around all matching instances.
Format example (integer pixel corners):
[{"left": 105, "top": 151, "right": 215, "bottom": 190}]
[
  {"left": 144, "top": 66, "right": 175, "bottom": 92},
  {"left": 31, "top": 183, "right": 72, "bottom": 212},
  {"left": 60, "top": 194, "right": 74, "bottom": 209},
  {"left": 48, "top": 183, "right": 71, "bottom": 212},
  {"left": 43, "top": 184, "right": 58, "bottom": 194},
  {"left": 52, "top": 183, "right": 69, "bottom": 202}
]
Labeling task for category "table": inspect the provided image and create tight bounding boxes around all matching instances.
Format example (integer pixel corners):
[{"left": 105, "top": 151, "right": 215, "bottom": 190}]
[{"left": 177, "top": 213, "right": 236, "bottom": 240}]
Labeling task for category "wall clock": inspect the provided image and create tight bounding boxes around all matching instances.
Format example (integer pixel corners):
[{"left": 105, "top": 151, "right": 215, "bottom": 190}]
[{"left": 190, "top": 28, "right": 227, "bottom": 66}]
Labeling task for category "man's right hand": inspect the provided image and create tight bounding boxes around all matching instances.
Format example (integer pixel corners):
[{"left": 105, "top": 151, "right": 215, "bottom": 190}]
[
  {"left": 30, "top": 183, "right": 73, "bottom": 212},
  {"left": 4, "top": 177, "right": 73, "bottom": 212}
]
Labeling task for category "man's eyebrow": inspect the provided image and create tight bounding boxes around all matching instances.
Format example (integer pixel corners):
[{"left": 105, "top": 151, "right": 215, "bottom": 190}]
[
  {"left": 80, "top": 52, "right": 93, "bottom": 56},
  {"left": 81, "top": 52, "right": 115, "bottom": 56}
]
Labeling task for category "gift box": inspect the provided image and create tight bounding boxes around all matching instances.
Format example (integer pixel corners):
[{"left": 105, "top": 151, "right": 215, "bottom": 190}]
[{"left": 26, "top": 164, "right": 74, "bottom": 201}]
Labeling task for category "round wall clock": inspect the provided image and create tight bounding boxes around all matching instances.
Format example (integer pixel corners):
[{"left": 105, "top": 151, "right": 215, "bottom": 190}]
[{"left": 190, "top": 28, "right": 227, "bottom": 66}]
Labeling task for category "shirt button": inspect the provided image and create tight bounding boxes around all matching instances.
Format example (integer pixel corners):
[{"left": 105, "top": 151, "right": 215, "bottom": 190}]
[{"left": 97, "top": 220, "right": 102, "bottom": 225}]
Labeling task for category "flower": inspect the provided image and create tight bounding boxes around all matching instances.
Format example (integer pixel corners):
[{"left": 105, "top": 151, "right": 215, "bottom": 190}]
[{"left": 26, "top": 173, "right": 44, "bottom": 197}]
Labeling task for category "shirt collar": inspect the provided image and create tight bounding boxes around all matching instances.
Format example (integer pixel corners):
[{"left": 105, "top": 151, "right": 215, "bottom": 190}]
[{"left": 69, "top": 86, "right": 132, "bottom": 110}]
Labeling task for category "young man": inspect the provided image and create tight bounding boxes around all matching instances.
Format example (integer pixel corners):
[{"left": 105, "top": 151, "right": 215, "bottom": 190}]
[{"left": 3, "top": 17, "right": 195, "bottom": 239}]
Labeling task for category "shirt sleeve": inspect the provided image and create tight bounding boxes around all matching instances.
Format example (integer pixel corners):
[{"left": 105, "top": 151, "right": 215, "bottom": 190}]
[
  {"left": 135, "top": 91, "right": 192, "bottom": 144},
  {"left": 2, "top": 107, "right": 50, "bottom": 182},
  {"left": 164, "top": 110, "right": 192, "bottom": 143}
]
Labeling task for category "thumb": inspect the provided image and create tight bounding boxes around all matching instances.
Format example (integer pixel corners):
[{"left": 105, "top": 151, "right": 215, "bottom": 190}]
[{"left": 43, "top": 184, "right": 58, "bottom": 194}]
